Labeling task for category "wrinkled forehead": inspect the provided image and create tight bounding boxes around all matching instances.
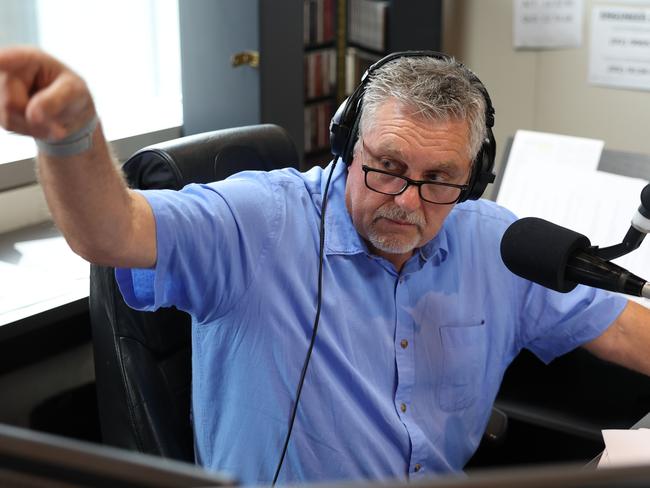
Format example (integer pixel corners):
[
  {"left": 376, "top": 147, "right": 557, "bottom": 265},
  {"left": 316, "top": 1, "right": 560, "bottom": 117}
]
[
  {"left": 360, "top": 101, "right": 472, "bottom": 155},
  {"left": 357, "top": 97, "right": 480, "bottom": 160},
  {"left": 362, "top": 108, "right": 472, "bottom": 162}
]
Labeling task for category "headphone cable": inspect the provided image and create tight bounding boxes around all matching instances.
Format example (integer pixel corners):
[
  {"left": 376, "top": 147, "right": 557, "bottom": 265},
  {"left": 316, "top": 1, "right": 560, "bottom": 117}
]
[{"left": 271, "top": 160, "right": 338, "bottom": 485}]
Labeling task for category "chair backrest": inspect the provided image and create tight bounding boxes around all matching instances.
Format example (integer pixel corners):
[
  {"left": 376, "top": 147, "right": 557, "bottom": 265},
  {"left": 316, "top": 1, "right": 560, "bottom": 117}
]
[{"left": 89, "top": 124, "right": 299, "bottom": 462}]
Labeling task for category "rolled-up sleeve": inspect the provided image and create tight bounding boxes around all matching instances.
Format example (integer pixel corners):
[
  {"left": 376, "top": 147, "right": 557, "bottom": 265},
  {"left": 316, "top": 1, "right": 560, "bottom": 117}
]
[{"left": 115, "top": 171, "right": 282, "bottom": 323}]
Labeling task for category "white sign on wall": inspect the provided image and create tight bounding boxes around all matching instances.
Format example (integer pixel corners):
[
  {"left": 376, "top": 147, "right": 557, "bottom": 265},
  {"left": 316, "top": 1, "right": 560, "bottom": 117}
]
[
  {"left": 589, "top": 6, "right": 650, "bottom": 90},
  {"left": 513, "top": 0, "right": 583, "bottom": 49}
]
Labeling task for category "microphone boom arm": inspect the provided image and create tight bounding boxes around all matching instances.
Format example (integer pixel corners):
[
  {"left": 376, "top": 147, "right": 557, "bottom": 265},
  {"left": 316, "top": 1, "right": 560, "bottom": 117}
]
[
  {"left": 592, "top": 226, "right": 646, "bottom": 261},
  {"left": 567, "top": 251, "right": 648, "bottom": 297},
  {"left": 588, "top": 183, "right": 650, "bottom": 261}
]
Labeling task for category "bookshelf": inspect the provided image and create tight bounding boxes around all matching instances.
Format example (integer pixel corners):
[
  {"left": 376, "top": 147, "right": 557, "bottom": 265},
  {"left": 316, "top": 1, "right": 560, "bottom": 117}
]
[
  {"left": 304, "top": 0, "right": 443, "bottom": 167},
  {"left": 303, "top": 0, "right": 339, "bottom": 168}
]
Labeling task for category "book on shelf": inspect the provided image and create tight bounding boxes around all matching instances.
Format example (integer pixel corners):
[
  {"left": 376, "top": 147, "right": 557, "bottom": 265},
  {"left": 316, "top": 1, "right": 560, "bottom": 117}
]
[
  {"left": 345, "top": 46, "right": 382, "bottom": 95},
  {"left": 304, "top": 100, "right": 336, "bottom": 155},
  {"left": 303, "top": 0, "right": 336, "bottom": 46},
  {"left": 304, "top": 48, "right": 337, "bottom": 100},
  {"left": 348, "top": 0, "right": 388, "bottom": 52}
]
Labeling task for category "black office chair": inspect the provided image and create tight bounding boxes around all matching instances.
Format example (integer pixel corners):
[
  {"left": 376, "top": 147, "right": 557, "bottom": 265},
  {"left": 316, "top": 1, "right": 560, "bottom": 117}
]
[{"left": 89, "top": 124, "right": 299, "bottom": 462}]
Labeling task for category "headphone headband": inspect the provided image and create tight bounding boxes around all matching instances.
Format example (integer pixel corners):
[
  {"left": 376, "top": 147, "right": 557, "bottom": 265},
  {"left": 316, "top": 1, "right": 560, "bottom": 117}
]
[{"left": 329, "top": 50, "right": 496, "bottom": 202}]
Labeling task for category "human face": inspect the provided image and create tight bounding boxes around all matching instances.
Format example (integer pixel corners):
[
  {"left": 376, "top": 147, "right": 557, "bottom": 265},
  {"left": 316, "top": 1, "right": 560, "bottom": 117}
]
[{"left": 345, "top": 99, "right": 473, "bottom": 271}]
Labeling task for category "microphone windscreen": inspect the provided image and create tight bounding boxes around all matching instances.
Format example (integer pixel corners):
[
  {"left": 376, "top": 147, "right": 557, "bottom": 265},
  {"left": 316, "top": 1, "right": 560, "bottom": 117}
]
[
  {"left": 500, "top": 217, "right": 591, "bottom": 292},
  {"left": 640, "top": 183, "right": 650, "bottom": 218}
]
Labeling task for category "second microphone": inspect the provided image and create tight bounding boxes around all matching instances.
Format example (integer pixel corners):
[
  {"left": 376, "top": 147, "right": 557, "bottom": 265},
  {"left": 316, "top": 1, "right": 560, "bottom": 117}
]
[{"left": 500, "top": 217, "right": 650, "bottom": 298}]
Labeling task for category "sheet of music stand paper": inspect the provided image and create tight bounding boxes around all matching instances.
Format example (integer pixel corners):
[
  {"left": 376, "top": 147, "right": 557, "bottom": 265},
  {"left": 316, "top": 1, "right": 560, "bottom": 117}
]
[
  {"left": 599, "top": 429, "right": 650, "bottom": 468},
  {"left": 496, "top": 130, "right": 650, "bottom": 307}
]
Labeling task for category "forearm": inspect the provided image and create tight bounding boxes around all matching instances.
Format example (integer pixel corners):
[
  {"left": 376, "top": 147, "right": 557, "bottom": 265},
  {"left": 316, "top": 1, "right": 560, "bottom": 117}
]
[
  {"left": 584, "top": 300, "right": 650, "bottom": 376},
  {"left": 37, "top": 121, "right": 153, "bottom": 267}
]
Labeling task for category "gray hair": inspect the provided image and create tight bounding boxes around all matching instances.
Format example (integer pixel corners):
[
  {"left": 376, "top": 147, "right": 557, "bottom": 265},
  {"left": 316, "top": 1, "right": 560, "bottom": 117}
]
[{"left": 358, "top": 55, "right": 488, "bottom": 161}]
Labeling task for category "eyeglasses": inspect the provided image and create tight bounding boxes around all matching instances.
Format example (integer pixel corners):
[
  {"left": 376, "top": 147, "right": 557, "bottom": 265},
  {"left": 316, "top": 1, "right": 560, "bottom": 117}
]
[{"left": 360, "top": 143, "right": 469, "bottom": 205}]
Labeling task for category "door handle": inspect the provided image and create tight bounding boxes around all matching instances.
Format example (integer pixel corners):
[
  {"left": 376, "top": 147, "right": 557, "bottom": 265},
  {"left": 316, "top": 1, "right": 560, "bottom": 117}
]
[{"left": 231, "top": 50, "right": 259, "bottom": 68}]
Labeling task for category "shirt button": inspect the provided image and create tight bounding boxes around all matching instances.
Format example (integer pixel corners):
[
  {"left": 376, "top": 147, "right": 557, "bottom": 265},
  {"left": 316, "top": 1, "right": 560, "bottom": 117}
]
[
  {"left": 400, "top": 403, "right": 407, "bottom": 413},
  {"left": 414, "top": 464, "right": 422, "bottom": 472},
  {"left": 400, "top": 339, "right": 408, "bottom": 349}
]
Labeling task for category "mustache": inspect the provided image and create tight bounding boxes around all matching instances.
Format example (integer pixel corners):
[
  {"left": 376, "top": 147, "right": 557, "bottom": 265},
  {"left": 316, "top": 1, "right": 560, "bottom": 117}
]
[{"left": 374, "top": 205, "right": 425, "bottom": 228}]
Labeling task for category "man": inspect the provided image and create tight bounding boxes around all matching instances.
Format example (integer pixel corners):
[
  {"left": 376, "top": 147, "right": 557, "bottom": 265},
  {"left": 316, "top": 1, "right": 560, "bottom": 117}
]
[{"left": 1, "top": 46, "right": 649, "bottom": 485}]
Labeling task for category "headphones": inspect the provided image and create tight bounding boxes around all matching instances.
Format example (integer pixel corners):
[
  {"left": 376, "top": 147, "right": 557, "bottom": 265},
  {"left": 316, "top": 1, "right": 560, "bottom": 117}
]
[{"left": 329, "top": 50, "right": 496, "bottom": 202}]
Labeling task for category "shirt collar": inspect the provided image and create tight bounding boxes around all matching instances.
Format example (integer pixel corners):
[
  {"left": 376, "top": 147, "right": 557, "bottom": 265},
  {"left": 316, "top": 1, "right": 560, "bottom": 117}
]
[
  {"left": 322, "top": 160, "right": 367, "bottom": 255},
  {"left": 418, "top": 227, "right": 448, "bottom": 265},
  {"left": 322, "top": 159, "right": 449, "bottom": 265}
]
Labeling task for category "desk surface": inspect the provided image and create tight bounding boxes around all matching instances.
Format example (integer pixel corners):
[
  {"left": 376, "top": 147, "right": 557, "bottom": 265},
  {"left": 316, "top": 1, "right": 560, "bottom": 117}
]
[{"left": 0, "top": 222, "right": 89, "bottom": 339}]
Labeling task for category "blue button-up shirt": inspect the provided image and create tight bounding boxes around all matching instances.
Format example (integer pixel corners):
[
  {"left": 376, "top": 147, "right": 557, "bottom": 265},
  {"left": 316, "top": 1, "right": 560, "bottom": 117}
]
[{"left": 116, "top": 161, "right": 626, "bottom": 485}]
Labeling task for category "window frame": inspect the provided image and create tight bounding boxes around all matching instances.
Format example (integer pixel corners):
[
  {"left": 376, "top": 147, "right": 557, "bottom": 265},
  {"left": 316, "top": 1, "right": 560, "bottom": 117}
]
[
  {"left": 0, "top": 126, "right": 182, "bottom": 193},
  {"left": 0, "top": 126, "right": 181, "bottom": 234}
]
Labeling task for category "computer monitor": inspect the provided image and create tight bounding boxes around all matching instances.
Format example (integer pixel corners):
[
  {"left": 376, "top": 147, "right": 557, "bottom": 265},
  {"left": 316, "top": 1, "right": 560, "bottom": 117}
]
[
  {"left": 0, "top": 422, "right": 235, "bottom": 487},
  {"left": 5, "top": 419, "right": 650, "bottom": 488},
  {"left": 333, "top": 462, "right": 650, "bottom": 488}
]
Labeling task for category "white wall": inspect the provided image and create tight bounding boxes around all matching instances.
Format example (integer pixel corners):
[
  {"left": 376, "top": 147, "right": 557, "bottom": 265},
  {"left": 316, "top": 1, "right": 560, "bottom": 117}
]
[{"left": 443, "top": 0, "right": 650, "bottom": 199}]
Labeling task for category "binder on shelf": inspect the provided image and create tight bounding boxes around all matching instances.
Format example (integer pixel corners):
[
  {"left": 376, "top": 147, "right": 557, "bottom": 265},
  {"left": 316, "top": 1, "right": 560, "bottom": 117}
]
[{"left": 348, "top": 0, "right": 388, "bottom": 53}]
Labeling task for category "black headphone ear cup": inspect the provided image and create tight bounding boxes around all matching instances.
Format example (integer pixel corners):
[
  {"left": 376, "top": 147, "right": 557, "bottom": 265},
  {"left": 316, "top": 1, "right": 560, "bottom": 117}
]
[
  {"left": 460, "top": 127, "right": 496, "bottom": 202},
  {"left": 341, "top": 112, "right": 361, "bottom": 165},
  {"left": 330, "top": 95, "right": 363, "bottom": 165},
  {"left": 329, "top": 100, "right": 349, "bottom": 160},
  {"left": 459, "top": 148, "right": 486, "bottom": 203}
]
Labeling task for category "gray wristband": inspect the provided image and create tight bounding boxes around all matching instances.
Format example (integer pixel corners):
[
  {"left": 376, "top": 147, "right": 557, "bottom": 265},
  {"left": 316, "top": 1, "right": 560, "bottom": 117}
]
[{"left": 35, "top": 115, "right": 98, "bottom": 157}]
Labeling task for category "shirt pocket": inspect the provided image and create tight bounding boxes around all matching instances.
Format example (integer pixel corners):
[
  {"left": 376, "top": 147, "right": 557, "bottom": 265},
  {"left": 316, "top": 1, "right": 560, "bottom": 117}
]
[{"left": 437, "top": 321, "right": 487, "bottom": 412}]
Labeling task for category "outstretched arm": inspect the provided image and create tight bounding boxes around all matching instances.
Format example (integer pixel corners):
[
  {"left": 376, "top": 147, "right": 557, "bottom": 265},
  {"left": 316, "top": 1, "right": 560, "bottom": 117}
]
[{"left": 0, "top": 46, "right": 156, "bottom": 268}]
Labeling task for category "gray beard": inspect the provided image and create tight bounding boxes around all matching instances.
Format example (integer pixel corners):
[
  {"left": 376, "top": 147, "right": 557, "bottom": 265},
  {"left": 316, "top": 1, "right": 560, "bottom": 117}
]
[
  {"left": 367, "top": 205, "right": 424, "bottom": 255},
  {"left": 367, "top": 230, "right": 421, "bottom": 255}
]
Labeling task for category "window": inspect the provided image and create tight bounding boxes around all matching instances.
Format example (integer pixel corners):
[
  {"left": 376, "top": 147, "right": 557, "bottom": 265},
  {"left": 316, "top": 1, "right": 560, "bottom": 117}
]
[{"left": 0, "top": 0, "right": 182, "bottom": 177}]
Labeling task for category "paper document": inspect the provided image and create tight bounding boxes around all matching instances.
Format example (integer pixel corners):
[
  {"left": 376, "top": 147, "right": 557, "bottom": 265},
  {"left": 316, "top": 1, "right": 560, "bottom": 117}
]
[
  {"left": 589, "top": 5, "right": 650, "bottom": 91},
  {"left": 513, "top": 0, "right": 583, "bottom": 49},
  {"left": 501, "top": 129, "right": 604, "bottom": 174},
  {"left": 599, "top": 429, "right": 650, "bottom": 467}
]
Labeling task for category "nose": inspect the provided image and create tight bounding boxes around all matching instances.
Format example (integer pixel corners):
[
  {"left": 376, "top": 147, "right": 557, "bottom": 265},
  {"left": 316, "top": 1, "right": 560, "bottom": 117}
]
[{"left": 393, "top": 184, "right": 422, "bottom": 212}]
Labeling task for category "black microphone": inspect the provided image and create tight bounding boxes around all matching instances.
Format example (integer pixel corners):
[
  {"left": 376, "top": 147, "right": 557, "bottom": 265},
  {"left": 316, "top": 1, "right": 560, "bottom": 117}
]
[
  {"left": 500, "top": 217, "right": 650, "bottom": 298},
  {"left": 625, "top": 183, "right": 650, "bottom": 250}
]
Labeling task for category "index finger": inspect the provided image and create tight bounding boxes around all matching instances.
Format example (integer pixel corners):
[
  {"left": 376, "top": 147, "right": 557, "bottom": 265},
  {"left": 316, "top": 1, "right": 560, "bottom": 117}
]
[
  {"left": 0, "top": 46, "right": 65, "bottom": 88},
  {"left": 0, "top": 46, "right": 42, "bottom": 73}
]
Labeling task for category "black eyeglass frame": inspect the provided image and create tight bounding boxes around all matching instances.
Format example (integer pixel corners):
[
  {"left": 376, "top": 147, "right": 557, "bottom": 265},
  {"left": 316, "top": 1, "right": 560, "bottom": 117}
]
[{"left": 361, "top": 165, "right": 469, "bottom": 205}]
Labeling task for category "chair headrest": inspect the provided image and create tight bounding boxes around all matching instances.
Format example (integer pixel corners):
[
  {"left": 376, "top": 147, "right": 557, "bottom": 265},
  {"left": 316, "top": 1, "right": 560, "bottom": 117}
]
[{"left": 122, "top": 124, "right": 299, "bottom": 190}]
